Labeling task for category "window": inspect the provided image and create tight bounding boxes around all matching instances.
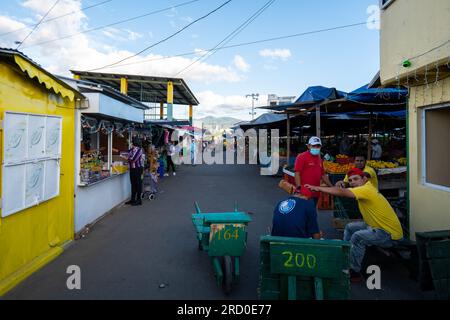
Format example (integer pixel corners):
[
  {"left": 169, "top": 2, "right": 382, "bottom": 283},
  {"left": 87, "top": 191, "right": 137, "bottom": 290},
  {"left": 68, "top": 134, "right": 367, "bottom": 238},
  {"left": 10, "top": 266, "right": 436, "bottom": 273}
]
[
  {"left": 380, "top": 0, "right": 395, "bottom": 10},
  {"left": 422, "top": 104, "right": 450, "bottom": 191}
]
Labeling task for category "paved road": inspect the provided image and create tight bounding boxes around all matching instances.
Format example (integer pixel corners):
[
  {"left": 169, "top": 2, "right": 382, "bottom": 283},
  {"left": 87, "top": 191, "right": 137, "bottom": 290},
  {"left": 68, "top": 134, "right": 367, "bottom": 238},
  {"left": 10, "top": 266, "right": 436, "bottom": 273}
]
[{"left": 5, "top": 162, "right": 433, "bottom": 300}]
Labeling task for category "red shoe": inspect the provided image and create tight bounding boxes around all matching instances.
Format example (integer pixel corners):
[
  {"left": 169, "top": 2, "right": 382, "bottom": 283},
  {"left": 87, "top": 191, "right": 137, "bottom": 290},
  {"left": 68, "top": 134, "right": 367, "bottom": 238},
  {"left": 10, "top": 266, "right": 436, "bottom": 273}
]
[{"left": 350, "top": 269, "right": 363, "bottom": 283}]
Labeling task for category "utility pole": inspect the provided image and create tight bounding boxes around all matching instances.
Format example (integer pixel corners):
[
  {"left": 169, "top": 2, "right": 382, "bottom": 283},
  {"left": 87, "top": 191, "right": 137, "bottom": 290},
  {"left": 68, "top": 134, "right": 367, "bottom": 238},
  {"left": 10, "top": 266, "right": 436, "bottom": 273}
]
[{"left": 246, "top": 93, "right": 259, "bottom": 120}]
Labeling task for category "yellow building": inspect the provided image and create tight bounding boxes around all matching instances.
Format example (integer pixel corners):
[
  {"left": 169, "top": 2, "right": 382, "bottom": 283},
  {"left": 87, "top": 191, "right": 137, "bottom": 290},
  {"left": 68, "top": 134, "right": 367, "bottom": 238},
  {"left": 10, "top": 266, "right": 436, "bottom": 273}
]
[
  {"left": 379, "top": 0, "right": 450, "bottom": 240},
  {"left": 0, "top": 48, "right": 84, "bottom": 295}
]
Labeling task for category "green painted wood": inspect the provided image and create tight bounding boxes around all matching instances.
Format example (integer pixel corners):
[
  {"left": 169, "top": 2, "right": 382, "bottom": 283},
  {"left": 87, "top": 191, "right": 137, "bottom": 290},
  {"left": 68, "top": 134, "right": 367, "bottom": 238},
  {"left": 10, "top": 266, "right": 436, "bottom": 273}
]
[
  {"left": 212, "top": 257, "right": 223, "bottom": 287},
  {"left": 426, "top": 240, "right": 450, "bottom": 259},
  {"left": 208, "top": 224, "right": 248, "bottom": 257},
  {"left": 258, "top": 236, "right": 351, "bottom": 300},
  {"left": 288, "top": 276, "right": 297, "bottom": 300},
  {"left": 269, "top": 242, "right": 345, "bottom": 278},
  {"left": 234, "top": 256, "right": 240, "bottom": 281},
  {"left": 314, "top": 277, "right": 324, "bottom": 300}
]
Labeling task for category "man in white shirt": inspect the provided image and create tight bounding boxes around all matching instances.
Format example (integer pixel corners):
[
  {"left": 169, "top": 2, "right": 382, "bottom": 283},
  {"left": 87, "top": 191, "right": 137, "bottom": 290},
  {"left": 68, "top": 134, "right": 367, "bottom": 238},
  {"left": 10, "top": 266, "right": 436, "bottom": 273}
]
[{"left": 371, "top": 139, "right": 382, "bottom": 160}]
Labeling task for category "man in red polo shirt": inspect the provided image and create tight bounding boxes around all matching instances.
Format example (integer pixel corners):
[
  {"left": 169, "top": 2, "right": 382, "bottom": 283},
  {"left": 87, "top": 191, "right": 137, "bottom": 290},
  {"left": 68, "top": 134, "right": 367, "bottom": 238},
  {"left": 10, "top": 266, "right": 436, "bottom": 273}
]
[{"left": 294, "top": 136, "right": 333, "bottom": 205}]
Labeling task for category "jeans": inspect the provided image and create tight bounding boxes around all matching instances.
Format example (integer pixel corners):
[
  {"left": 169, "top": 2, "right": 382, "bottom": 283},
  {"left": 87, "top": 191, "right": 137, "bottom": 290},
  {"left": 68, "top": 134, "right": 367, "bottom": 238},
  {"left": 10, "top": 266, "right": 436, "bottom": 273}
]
[{"left": 344, "top": 221, "right": 396, "bottom": 272}]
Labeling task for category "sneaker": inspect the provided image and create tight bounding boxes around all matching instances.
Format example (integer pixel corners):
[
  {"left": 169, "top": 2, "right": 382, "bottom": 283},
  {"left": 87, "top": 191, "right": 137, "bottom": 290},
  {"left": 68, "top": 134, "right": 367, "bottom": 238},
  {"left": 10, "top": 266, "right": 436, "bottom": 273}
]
[
  {"left": 132, "top": 201, "right": 142, "bottom": 206},
  {"left": 349, "top": 269, "right": 363, "bottom": 283},
  {"left": 164, "top": 173, "right": 169, "bottom": 177},
  {"left": 125, "top": 200, "right": 133, "bottom": 205},
  {"left": 173, "top": 172, "right": 176, "bottom": 176}
]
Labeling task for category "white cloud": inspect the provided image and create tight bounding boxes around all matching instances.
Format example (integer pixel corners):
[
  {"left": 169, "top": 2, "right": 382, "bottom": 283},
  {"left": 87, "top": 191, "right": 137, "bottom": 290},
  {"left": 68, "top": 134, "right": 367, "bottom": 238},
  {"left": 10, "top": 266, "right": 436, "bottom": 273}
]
[
  {"left": 259, "top": 48, "right": 292, "bottom": 61},
  {"left": 191, "top": 91, "right": 268, "bottom": 120},
  {"left": 0, "top": 0, "right": 245, "bottom": 83},
  {"left": 233, "top": 55, "right": 250, "bottom": 72}
]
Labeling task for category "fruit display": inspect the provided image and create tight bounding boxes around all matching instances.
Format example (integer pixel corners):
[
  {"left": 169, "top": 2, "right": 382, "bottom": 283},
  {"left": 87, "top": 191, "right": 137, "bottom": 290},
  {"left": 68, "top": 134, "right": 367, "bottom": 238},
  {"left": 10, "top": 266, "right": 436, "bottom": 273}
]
[
  {"left": 335, "top": 154, "right": 354, "bottom": 165},
  {"left": 324, "top": 161, "right": 354, "bottom": 174},
  {"left": 366, "top": 160, "right": 399, "bottom": 169},
  {"left": 397, "top": 157, "right": 407, "bottom": 166},
  {"left": 80, "top": 151, "right": 108, "bottom": 184}
]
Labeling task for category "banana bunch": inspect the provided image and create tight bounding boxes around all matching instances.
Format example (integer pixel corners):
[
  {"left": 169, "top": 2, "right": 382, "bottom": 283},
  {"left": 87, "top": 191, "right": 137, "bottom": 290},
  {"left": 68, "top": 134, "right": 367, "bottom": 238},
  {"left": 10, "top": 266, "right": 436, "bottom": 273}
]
[
  {"left": 397, "top": 157, "right": 407, "bottom": 166},
  {"left": 367, "top": 160, "right": 399, "bottom": 169}
]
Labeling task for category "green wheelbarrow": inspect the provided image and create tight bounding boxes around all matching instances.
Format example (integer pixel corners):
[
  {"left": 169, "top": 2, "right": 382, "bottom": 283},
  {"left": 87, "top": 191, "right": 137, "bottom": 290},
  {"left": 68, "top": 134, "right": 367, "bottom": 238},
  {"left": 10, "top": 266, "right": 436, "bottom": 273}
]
[{"left": 192, "top": 202, "right": 252, "bottom": 294}]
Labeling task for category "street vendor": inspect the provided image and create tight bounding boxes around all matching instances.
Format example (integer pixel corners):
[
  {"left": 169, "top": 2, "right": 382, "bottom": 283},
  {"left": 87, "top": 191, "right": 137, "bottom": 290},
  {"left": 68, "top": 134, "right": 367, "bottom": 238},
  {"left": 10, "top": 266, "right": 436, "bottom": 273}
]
[
  {"left": 335, "top": 154, "right": 379, "bottom": 189},
  {"left": 304, "top": 168, "right": 403, "bottom": 283},
  {"left": 294, "top": 136, "right": 333, "bottom": 205},
  {"left": 271, "top": 188, "right": 322, "bottom": 239}
]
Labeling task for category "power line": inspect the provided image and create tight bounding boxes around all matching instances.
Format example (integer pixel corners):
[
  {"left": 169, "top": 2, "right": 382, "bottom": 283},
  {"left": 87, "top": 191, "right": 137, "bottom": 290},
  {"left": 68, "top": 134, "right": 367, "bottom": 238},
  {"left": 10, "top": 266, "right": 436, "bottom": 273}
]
[
  {"left": 90, "top": 20, "right": 370, "bottom": 70},
  {"left": 86, "top": 0, "right": 233, "bottom": 72},
  {"left": 174, "top": 0, "right": 275, "bottom": 77},
  {"left": 16, "top": 0, "right": 62, "bottom": 49},
  {"left": 20, "top": 0, "right": 203, "bottom": 50},
  {"left": 0, "top": 0, "right": 113, "bottom": 38}
]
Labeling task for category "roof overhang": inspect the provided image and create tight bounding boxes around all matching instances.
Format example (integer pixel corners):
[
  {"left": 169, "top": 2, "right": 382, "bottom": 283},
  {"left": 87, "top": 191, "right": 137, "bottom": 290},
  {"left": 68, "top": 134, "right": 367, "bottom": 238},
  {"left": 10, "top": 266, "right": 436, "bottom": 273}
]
[
  {"left": 0, "top": 48, "right": 85, "bottom": 102},
  {"left": 70, "top": 70, "right": 199, "bottom": 106}
]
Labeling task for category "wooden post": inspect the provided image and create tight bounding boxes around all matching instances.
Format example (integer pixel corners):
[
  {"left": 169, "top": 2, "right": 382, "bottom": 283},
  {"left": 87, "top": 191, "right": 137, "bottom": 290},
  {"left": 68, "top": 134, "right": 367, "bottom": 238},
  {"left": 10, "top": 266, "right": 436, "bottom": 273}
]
[
  {"left": 368, "top": 110, "right": 373, "bottom": 160},
  {"left": 316, "top": 105, "right": 321, "bottom": 137},
  {"left": 287, "top": 113, "right": 291, "bottom": 166}
]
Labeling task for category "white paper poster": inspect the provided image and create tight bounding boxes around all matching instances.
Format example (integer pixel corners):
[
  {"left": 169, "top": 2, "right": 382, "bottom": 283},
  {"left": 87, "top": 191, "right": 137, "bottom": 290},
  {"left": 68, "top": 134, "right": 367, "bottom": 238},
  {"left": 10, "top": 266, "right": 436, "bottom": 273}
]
[
  {"left": 46, "top": 117, "right": 62, "bottom": 157},
  {"left": 2, "top": 112, "right": 63, "bottom": 217},
  {"left": 4, "top": 113, "right": 27, "bottom": 163},
  {"left": 25, "top": 162, "right": 45, "bottom": 207},
  {"left": 28, "top": 115, "right": 46, "bottom": 159}
]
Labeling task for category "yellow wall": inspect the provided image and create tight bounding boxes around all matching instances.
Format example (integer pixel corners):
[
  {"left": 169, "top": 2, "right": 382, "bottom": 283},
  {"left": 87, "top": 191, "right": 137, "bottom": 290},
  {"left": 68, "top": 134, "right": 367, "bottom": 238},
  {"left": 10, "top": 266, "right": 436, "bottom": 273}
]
[
  {"left": 380, "top": 0, "right": 450, "bottom": 84},
  {"left": 0, "top": 61, "right": 75, "bottom": 295},
  {"left": 408, "top": 77, "right": 450, "bottom": 240}
]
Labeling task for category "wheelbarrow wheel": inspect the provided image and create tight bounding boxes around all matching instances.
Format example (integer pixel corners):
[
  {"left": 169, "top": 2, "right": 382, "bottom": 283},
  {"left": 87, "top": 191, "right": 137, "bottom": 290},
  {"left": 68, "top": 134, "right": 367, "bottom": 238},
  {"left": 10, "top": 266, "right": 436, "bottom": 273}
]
[{"left": 223, "top": 255, "right": 233, "bottom": 295}]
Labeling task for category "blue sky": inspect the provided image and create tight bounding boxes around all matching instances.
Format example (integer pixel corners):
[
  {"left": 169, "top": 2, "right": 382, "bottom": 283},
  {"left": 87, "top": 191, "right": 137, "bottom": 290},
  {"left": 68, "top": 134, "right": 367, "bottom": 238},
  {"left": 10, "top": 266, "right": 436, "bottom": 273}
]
[{"left": 0, "top": 0, "right": 381, "bottom": 120}]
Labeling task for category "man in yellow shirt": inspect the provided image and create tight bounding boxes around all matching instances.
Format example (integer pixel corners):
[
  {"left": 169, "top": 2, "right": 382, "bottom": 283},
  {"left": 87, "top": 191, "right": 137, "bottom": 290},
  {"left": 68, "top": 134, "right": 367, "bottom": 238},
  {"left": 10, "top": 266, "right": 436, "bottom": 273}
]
[
  {"left": 305, "top": 168, "right": 403, "bottom": 282},
  {"left": 335, "top": 155, "right": 378, "bottom": 189}
]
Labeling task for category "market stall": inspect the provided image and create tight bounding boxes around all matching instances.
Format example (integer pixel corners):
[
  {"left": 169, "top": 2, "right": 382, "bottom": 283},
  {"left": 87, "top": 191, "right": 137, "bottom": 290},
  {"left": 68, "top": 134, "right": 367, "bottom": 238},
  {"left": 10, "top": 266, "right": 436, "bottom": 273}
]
[{"left": 62, "top": 77, "right": 149, "bottom": 233}]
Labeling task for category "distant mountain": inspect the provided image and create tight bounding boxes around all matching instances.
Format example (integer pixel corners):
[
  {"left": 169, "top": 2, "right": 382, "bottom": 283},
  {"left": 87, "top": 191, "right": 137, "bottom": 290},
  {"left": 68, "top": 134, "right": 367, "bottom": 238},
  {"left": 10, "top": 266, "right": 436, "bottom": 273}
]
[{"left": 194, "top": 116, "right": 243, "bottom": 129}]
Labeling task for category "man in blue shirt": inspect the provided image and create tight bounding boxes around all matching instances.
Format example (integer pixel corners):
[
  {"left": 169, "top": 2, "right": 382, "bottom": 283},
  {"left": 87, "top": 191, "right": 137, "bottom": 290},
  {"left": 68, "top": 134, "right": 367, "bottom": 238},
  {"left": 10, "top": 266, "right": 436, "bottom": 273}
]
[{"left": 272, "top": 191, "right": 321, "bottom": 239}]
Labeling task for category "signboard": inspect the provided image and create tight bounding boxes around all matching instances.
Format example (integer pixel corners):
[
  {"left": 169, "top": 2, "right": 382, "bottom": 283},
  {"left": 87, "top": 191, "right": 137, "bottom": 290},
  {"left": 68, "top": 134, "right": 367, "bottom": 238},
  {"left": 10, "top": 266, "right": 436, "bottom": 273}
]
[{"left": 2, "top": 112, "right": 62, "bottom": 217}]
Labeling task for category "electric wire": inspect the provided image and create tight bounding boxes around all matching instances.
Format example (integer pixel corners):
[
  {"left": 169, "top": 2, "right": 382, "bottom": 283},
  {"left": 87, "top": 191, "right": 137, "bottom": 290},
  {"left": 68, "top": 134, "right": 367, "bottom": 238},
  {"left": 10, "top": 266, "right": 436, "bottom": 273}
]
[
  {"left": 20, "top": 0, "right": 203, "bottom": 50},
  {"left": 88, "top": 20, "right": 371, "bottom": 71},
  {"left": 16, "top": 0, "right": 62, "bottom": 49},
  {"left": 0, "top": 0, "right": 113, "bottom": 37},
  {"left": 173, "top": 0, "right": 275, "bottom": 77},
  {"left": 86, "top": 0, "right": 233, "bottom": 72}
]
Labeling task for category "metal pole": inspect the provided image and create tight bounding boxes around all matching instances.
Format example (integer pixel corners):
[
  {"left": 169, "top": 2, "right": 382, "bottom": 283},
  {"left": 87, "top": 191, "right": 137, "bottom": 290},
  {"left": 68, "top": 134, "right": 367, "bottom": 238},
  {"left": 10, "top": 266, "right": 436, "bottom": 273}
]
[
  {"left": 368, "top": 110, "right": 373, "bottom": 160},
  {"left": 246, "top": 93, "right": 259, "bottom": 120},
  {"left": 316, "top": 105, "right": 321, "bottom": 137},
  {"left": 287, "top": 113, "right": 291, "bottom": 165}
]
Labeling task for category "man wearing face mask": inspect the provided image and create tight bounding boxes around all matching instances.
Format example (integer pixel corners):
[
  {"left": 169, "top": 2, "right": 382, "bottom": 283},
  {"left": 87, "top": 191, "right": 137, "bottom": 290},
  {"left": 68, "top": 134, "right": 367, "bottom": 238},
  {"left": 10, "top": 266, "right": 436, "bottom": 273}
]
[{"left": 294, "top": 136, "right": 333, "bottom": 206}]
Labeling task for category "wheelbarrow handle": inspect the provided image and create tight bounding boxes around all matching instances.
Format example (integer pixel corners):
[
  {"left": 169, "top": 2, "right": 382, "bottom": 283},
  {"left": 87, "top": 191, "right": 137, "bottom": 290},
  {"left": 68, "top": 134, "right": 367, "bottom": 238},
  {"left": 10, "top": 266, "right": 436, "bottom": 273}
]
[{"left": 194, "top": 202, "right": 202, "bottom": 214}]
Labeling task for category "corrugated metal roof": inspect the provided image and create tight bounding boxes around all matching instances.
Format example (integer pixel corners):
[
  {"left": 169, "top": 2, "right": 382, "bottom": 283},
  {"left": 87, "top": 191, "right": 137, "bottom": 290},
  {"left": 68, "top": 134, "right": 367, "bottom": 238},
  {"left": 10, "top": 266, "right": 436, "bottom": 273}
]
[{"left": 70, "top": 70, "right": 199, "bottom": 106}]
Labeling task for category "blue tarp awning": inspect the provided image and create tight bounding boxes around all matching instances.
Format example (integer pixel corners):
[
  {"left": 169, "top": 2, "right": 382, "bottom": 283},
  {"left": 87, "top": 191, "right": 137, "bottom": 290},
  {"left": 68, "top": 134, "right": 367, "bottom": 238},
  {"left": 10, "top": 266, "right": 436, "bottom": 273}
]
[
  {"left": 259, "top": 86, "right": 347, "bottom": 111},
  {"left": 346, "top": 84, "right": 408, "bottom": 104},
  {"left": 235, "top": 113, "right": 287, "bottom": 128},
  {"left": 295, "top": 86, "right": 347, "bottom": 104}
]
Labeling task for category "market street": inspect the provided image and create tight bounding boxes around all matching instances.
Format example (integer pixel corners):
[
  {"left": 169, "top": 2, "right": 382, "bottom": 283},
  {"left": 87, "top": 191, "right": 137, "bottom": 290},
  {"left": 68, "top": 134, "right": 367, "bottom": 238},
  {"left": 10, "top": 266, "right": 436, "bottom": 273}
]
[{"left": 4, "top": 162, "right": 431, "bottom": 300}]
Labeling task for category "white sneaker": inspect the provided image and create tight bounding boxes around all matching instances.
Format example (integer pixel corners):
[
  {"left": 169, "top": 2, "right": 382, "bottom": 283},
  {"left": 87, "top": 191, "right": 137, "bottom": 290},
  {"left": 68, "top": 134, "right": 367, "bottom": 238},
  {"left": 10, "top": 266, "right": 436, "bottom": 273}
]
[
  {"left": 164, "top": 173, "right": 169, "bottom": 177},
  {"left": 173, "top": 172, "right": 176, "bottom": 176}
]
